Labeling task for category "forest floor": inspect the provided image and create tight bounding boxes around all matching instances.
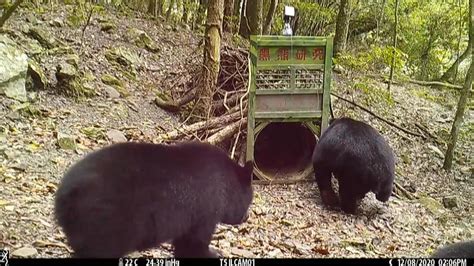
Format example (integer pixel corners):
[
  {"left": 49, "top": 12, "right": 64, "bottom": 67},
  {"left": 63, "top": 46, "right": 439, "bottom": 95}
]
[{"left": 0, "top": 4, "right": 473, "bottom": 258}]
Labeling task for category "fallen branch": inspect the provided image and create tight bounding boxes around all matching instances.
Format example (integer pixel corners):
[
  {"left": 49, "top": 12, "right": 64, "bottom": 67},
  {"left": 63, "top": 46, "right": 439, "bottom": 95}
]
[
  {"left": 331, "top": 93, "right": 425, "bottom": 139},
  {"left": 407, "top": 79, "right": 463, "bottom": 90},
  {"left": 207, "top": 119, "right": 245, "bottom": 145},
  {"left": 414, "top": 123, "right": 443, "bottom": 145},
  {"left": 394, "top": 180, "right": 415, "bottom": 200},
  {"left": 158, "top": 109, "right": 244, "bottom": 141}
]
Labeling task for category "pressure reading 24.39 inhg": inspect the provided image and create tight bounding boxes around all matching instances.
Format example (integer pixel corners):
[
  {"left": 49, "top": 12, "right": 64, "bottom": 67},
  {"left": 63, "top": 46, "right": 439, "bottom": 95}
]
[{"left": 146, "top": 258, "right": 180, "bottom": 266}]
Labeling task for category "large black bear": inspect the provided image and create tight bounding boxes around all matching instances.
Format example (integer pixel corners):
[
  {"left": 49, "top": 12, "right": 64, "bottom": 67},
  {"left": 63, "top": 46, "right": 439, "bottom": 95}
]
[
  {"left": 55, "top": 141, "right": 254, "bottom": 258},
  {"left": 312, "top": 117, "right": 395, "bottom": 214},
  {"left": 431, "top": 240, "right": 474, "bottom": 258}
]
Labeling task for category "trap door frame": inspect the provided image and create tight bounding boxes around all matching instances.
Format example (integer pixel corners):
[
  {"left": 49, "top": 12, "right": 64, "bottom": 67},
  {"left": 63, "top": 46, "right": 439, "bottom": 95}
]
[{"left": 246, "top": 35, "right": 333, "bottom": 172}]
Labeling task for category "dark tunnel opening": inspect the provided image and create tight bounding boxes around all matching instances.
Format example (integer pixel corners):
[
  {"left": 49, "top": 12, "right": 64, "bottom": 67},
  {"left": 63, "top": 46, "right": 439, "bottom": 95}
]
[{"left": 253, "top": 122, "right": 318, "bottom": 180}]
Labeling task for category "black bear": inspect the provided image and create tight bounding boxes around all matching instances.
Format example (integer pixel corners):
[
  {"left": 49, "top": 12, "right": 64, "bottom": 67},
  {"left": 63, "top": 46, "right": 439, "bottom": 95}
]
[
  {"left": 431, "top": 240, "right": 474, "bottom": 258},
  {"left": 312, "top": 117, "right": 395, "bottom": 214},
  {"left": 54, "top": 141, "right": 254, "bottom": 258}
]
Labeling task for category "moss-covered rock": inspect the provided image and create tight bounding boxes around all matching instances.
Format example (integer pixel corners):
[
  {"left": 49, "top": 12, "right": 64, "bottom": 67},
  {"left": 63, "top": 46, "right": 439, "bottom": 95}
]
[
  {"left": 101, "top": 74, "right": 129, "bottom": 97},
  {"left": 105, "top": 46, "right": 140, "bottom": 68},
  {"left": 0, "top": 35, "right": 28, "bottom": 102},
  {"left": 126, "top": 28, "right": 160, "bottom": 53},
  {"left": 27, "top": 59, "right": 47, "bottom": 90},
  {"left": 27, "top": 26, "right": 58, "bottom": 49},
  {"left": 100, "top": 22, "right": 116, "bottom": 33}
]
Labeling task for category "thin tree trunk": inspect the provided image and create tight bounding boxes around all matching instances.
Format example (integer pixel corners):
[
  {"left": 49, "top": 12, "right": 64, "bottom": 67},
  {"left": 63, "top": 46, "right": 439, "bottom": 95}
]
[
  {"left": 454, "top": 0, "right": 464, "bottom": 81},
  {"left": 387, "top": 0, "right": 399, "bottom": 91},
  {"left": 166, "top": 0, "right": 175, "bottom": 19},
  {"left": 157, "top": 0, "right": 163, "bottom": 16},
  {"left": 262, "top": 0, "right": 277, "bottom": 35},
  {"left": 196, "top": 0, "right": 208, "bottom": 27},
  {"left": 182, "top": 0, "right": 189, "bottom": 24},
  {"left": 147, "top": 0, "right": 157, "bottom": 16},
  {"left": 223, "top": 0, "right": 234, "bottom": 33},
  {"left": 202, "top": 0, "right": 224, "bottom": 113},
  {"left": 443, "top": 0, "right": 473, "bottom": 171},
  {"left": 376, "top": 0, "right": 387, "bottom": 42},
  {"left": 238, "top": 0, "right": 249, "bottom": 37},
  {"left": 440, "top": 46, "right": 471, "bottom": 83},
  {"left": 334, "top": 0, "right": 351, "bottom": 56},
  {"left": 246, "top": 0, "right": 262, "bottom": 36}
]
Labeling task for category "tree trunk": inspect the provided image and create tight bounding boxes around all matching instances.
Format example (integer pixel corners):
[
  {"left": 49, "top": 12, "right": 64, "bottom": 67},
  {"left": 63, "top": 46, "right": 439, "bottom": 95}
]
[
  {"left": 196, "top": 0, "right": 208, "bottom": 27},
  {"left": 440, "top": 46, "right": 472, "bottom": 83},
  {"left": 223, "top": 0, "right": 234, "bottom": 33},
  {"left": 147, "top": 0, "right": 156, "bottom": 16},
  {"left": 246, "top": 0, "right": 262, "bottom": 36},
  {"left": 376, "top": 0, "right": 387, "bottom": 42},
  {"left": 233, "top": 0, "right": 241, "bottom": 16},
  {"left": 166, "top": 0, "right": 175, "bottom": 19},
  {"left": 387, "top": 0, "right": 399, "bottom": 91},
  {"left": 262, "top": 0, "right": 277, "bottom": 35},
  {"left": 334, "top": 0, "right": 351, "bottom": 56},
  {"left": 443, "top": 0, "right": 473, "bottom": 171},
  {"left": 182, "top": 0, "right": 189, "bottom": 24},
  {"left": 238, "top": 0, "right": 249, "bottom": 37},
  {"left": 202, "top": 0, "right": 224, "bottom": 113}
]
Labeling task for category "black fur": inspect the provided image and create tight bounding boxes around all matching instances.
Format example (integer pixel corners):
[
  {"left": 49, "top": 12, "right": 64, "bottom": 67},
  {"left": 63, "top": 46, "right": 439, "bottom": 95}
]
[
  {"left": 54, "top": 141, "right": 254, "bottom": 258},
  {"left": 312, "top": 117, "right": 395, "bottom": 214},
  {"left": 431, "top": 240, "right": 474, "bottom": 258}
]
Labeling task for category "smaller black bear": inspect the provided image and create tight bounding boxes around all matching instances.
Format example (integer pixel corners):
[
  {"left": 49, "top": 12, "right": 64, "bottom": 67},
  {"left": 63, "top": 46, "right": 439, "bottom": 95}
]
[
  {"left": 431, "top": 240, "right": 474, "bottom": 258},
  {"left": 55, "top": 141, "right": 254, "bottom": 258},
  {"left": 312, "top": 117, "right": 395, "bottom": 214}
]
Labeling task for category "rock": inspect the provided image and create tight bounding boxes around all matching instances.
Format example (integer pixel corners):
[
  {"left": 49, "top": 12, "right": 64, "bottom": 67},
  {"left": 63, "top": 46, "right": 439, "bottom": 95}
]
[
  {"left": 126, "top": 28, "right": 160, "bottom": 53},
  {"left": 442, "top": 196, "right": 458, "bottom": 209},
  {"left": 22, "top": 39, "right": 43, "bottom": 56},
  {"left": 105, "top": 46, "right": 140, "bottom": 68},
  {"left": 56, "top": 62, "right": 77, "bottom": 81},
  {"left": 0, "top": 35, "right": 28, "bottom": 102},
  {"left": 49, "top": 18, "right": 64, "bottom": 27},
  {"left": 103, "top": 85, "right": 120, "bottom": 99},
  {"left": 267, "top": 248, "right": 283, "bottom": 257},
  {"left": 25, "top": 14, "right": 40, "bottom": 24},
  {"left": 100, "top": 22, "right": 116, "bottom": 33},
  {"left": 101, "top": 74, "right": 123, "bottom": 87},
  {"left": 65, "top": 54, "right": 80, "bottom": 68},
  {"left": 101, "top": 74, "right": 129, "bottom": 97},
  {"left": 6, "top": 111, "right": 21, "bottom": 121},
  {"left": 418, "top": 196, "right": 444, "bottom": 216},
  {"left": 27, "top": 26, "right": 58, "bottom": 49},
  {"left": 230, "top": 247, "right": 254, "bottom": 257},
  {"left": 57, "top": 133, "right": 77, "bottom": 150},
  {"left": 27, "top": 59, "right": 47, "bottom": 90},
  {"left": 106, "top": 129, "right": 127, "bottom": 143},
  {"left": 12, "top": 247, "right": 38, "bottom": 257}
]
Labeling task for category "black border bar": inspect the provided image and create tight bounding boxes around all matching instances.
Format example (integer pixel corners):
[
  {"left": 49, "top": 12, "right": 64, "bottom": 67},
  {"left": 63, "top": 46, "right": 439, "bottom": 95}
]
[{"left": 6, "top": 258, "right": 473, "bottom": 266}]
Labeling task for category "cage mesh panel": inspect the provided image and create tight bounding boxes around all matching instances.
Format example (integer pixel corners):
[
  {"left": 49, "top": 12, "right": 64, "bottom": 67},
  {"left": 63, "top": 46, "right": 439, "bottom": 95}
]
[{"left": 256, "top": 69, "right": 324, "bottom": 90}]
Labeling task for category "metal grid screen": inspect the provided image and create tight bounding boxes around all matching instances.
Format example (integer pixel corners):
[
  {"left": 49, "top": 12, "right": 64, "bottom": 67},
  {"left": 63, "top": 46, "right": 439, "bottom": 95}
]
[{"left": 255, "top": 69, "right": 324, "bottom": 90}]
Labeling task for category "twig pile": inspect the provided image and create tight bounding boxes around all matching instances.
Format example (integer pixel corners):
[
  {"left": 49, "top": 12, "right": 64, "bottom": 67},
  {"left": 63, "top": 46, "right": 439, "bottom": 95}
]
[{"left": 156, "top": 44, "right": 250, "bottom": 162}]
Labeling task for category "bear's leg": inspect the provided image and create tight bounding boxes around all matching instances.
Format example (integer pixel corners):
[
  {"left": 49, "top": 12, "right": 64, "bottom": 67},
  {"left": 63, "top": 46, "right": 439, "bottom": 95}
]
[
  {"left": 173, "top": 223, "right": 221, "bottom": 258},
  {"left": 339, "top": 181, "right": 358, "bottom": 214},
  {"left": 314, "top": 167, "right": 339, "bottom": 207}
]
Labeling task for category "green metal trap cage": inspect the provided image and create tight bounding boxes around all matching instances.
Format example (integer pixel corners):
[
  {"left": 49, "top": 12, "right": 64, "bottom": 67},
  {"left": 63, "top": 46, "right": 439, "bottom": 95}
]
[{"left": 246, "top": 35, "right": 333, "bottom": 181}]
